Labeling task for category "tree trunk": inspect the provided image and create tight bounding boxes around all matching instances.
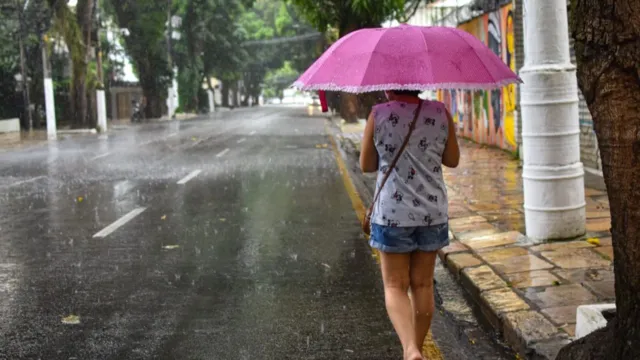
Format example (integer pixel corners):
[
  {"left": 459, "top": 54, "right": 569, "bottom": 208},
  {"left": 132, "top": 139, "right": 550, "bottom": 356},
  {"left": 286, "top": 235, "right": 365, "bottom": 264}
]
[
  {"left": 337, "top": 23, "right": 361, "bottom": 123},
  {"left": 51, "top": 0, "right": 94, "bottom": 128},
  {"left": 231, "top": 83, "right": 239, "bottom": 108},
  {"left": 72, "top": 0, "right": 94, "bottom": 128},
  {"left": 557, "top": 1, "right": 640, "bottom": 358},
  {"left": 221, "top": 80, "right": 230, "bottom": 108},
  {"left": 143, "top": 87, "right": 164, "bottom": 119}
]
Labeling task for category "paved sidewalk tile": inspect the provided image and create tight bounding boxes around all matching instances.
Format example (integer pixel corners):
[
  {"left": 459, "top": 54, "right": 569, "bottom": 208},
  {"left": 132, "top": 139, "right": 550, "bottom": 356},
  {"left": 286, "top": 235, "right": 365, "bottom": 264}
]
[{"left": 438, "top": 141, "right": 614, "bottom": 359}]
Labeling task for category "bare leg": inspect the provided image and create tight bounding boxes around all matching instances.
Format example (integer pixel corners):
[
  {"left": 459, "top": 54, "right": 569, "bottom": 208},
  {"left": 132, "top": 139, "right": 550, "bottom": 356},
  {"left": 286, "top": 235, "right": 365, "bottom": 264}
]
[
  {"left": 380, "top": 252, "right": 423, "bottom": 360},
  {"left": 409, "top": 251, "right": 438, "bottom": 351}
]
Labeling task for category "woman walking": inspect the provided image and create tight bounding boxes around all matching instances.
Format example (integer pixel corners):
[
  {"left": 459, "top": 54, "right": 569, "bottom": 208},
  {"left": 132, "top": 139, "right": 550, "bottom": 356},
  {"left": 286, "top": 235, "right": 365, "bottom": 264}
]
[
  {"left": 292, "top": 24, "right": 517, "bottom": 358},
  {"left": 360, "top": 90, "right": 460, "bottom": 360}
]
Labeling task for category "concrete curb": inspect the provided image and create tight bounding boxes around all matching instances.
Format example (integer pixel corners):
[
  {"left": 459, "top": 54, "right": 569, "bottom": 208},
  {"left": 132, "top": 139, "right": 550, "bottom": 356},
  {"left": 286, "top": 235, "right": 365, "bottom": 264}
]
[{"left": 437, "top": 232, "right": 572, "bottom": 360}]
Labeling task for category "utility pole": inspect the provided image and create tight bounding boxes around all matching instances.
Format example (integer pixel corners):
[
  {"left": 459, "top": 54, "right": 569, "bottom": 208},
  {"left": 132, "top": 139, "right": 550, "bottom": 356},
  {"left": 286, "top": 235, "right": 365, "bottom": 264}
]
[
  {"left": 17, "top": 0, "right": 32, "bottom": 130},
  {"left": 166, "top": 0, "right": 176, "bottom": 119},
  {"left": 519, "top": 0, "right": 585, "bottom": 241},
  {"left": 95, "top": 3, "right": 107, "bottom": 132},
  {"left": 42, "top": 35, "right": 57, "bottom": 140}
]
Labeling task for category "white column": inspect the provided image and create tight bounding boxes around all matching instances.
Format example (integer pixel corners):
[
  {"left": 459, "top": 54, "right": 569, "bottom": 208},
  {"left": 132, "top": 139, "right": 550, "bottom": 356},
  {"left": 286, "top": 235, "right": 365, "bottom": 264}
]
[
  {"left": 172, "top": 74, "right": 179, "bottom": 117},
  {"left": 207, "top": 89, "right": 215, "bottom": 113},
  {"left": 519, "top": 0, "right": 585, "bottom": 241},
  {"left": 44, "top": 78, "right": 56, "bottom": 140},
  {"left": 96, "top": 89, "right": 107, "bottom": 132},
  {"left": 42, "top": 37, "right": 56, "bottom": 140}
]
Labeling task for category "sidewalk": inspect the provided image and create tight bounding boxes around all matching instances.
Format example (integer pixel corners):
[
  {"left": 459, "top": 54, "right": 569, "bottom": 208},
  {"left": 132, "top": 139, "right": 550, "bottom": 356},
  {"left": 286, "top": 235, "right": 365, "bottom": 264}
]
[
  {"left": 334, "top": 120, "right": 614, "bottom": 359},
  {"left": 0, "top": 130, "right": 49, "bottom": 152}
]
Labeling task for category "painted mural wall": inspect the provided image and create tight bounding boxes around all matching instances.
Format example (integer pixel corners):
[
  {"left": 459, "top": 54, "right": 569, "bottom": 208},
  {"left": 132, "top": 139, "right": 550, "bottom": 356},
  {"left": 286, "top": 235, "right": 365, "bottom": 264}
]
[{"left": 438, "top": 4, "right": 517, "bottom": 151}]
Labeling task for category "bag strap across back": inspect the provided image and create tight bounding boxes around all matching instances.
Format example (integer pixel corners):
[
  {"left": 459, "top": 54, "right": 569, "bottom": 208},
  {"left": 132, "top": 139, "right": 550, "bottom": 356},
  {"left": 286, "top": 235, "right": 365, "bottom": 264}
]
[{"left": 368, "top": 100, "right": 423, "bottom": 217}]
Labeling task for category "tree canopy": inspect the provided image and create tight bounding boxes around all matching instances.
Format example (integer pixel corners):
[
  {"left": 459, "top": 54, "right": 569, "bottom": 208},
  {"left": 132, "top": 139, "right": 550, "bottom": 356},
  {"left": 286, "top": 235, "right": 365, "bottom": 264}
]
[{"left": 288, "top": 0, "right": 423, "bottom": 36}]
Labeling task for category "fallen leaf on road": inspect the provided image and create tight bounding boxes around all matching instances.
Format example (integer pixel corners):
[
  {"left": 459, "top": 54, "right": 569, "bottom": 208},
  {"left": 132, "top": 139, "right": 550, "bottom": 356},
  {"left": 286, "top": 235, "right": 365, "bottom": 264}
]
[
  {"left": 161, "top": 215, "right": 167, "bottom": 220},
  {"left": 552, "top": 280, "right": 561, "bottom": 286},
  {"left": 62, "top": 314, "right": 80, "bottom": 325},
  {"left": 586, "top": 237, "right": 600, "bottom": 245},
  {"left": 192, "top": 137, "right": 198, "bottom": 141},
  {"left": 219, "top": 218, "right": 226, "bottom": 222},
  {"left": 76, "top": 196, "right": 84, "bottom": 203},
  {"left": 163, "top": 245, "right": 180, "bottom": 250}
]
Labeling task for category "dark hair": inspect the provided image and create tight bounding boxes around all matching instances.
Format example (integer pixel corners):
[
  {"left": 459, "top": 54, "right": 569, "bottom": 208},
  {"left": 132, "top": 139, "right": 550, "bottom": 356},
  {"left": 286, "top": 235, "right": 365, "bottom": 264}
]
[{"left": 392, "top": 90, "right": 421, "bottom": 97}]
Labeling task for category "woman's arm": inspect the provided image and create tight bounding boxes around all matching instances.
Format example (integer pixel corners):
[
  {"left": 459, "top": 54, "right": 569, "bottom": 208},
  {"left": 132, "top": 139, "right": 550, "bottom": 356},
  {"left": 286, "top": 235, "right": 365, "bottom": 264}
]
[
  {"left": 442, "top": 109, "right": 460, "bottom": 168},
  {"left": 360, "top": 113, "right": 378, "bottom": 173}
]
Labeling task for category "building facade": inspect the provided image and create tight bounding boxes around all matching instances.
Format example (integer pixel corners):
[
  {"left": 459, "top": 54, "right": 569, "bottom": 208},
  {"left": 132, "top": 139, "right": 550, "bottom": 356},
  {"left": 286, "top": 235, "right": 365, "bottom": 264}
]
[{"left": 407, "top": 0, "right": 602, "bottom": 175}]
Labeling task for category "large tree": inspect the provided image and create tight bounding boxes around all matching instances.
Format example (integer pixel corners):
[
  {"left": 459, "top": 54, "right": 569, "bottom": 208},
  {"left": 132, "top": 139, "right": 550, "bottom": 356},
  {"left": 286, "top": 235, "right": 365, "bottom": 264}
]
[
  {"left": 108, "top": 0, "right": 172, "bottom": 118},
  {"left": 49, "top": 0, "right": 95, "bottom": 128},
  {"left": 239, "top": 1, "right": 320, "bottom": 105},
  {"left": 556, "top": 1, "right": 640, "bottom": 358},
  {"left": 174, "top": 0, "right": 250, "bottom": 109}
]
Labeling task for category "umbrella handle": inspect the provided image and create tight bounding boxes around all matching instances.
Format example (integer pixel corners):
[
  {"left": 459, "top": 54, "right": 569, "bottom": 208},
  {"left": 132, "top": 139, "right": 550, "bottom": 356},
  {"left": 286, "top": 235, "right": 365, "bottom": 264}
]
[{"left": 319, "top": 91, "right": 328, "bottom": 113}]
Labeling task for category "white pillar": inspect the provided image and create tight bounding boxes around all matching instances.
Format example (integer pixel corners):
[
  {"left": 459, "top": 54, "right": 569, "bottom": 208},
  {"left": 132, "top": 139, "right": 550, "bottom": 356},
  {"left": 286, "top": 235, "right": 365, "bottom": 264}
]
[
  {"left": 96, "top": 89, "right": 107, "bottom": 132},
  {"left": 42, "top": 37, "right": 56, "bottom": 140},
  {"left": 519, "top": 0, "right": 585, "bottom": 241},
  {"left": 207, "top": 89, "right": 215, "bottom": 113},
  {"left": 166, "top": 68, "right": 179, "bottom": 118},
  {"left": 172, "top": 74, "right": 179, "bottom": 116},
  {"left": 44, "top": 78, "right": 57, "bottom": 140}
]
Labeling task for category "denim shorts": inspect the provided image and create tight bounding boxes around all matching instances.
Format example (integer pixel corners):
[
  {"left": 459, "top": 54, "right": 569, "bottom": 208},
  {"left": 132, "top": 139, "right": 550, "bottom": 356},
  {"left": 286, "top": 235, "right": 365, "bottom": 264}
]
[{"left": 369, "top": 223, "right": 450, "bottom": 253}]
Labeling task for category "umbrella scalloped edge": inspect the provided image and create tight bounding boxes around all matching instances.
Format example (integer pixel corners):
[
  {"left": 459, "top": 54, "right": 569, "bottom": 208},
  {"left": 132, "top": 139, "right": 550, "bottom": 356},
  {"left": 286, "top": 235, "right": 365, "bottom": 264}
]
[{"left": 291, "top": 79, "right": 522, "bottom": 93}]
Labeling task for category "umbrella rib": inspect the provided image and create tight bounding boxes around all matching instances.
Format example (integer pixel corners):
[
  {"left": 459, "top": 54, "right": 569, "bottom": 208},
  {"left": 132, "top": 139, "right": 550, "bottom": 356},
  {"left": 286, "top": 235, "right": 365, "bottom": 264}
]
[
  {"left": 352, "top": 31, "right": 387, "bottom": 89},
  {"left": 443, "top": 27, "right": 497, "bottom": 86},
  {"left": 418, "top": 26, "right": 435, "bottom": 87}
]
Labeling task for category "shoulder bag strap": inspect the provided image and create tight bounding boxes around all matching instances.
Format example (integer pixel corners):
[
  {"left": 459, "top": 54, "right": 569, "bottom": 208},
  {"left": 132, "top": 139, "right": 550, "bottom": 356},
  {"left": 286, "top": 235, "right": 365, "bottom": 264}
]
[{"left": 368, "top": 100, "right": 423, "bottom": 214}]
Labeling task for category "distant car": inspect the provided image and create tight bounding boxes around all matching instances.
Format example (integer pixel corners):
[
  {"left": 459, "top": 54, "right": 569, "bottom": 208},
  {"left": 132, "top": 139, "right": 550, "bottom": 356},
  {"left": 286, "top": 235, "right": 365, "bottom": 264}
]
[{"left": 306, "top": 95, "right": 320, "bottom": 106}]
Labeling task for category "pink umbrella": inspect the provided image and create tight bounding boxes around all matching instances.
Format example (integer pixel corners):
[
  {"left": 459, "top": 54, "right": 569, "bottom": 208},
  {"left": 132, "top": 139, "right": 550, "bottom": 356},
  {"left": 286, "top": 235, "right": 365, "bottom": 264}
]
[{"left": 293, "top": 24, "right": 521, "bottom": 93}]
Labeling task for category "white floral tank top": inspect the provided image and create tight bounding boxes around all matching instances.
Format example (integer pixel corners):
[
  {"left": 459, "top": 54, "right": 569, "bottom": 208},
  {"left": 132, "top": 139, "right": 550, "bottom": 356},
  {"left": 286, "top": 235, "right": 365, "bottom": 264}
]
[{"left": 371, "top": 100, "right": 449, "bottom": 227}]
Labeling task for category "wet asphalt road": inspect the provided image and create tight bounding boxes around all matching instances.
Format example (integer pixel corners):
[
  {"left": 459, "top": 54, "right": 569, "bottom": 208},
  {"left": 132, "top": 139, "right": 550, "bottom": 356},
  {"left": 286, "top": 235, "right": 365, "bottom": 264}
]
[{"left": 0, "top": 106, "right": 512, "bottom": 359}]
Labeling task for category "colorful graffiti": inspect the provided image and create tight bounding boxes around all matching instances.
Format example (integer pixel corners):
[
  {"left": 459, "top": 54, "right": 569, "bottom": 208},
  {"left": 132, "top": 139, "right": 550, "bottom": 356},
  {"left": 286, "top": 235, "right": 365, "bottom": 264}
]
[{"left": 439, "top": 4, "right": 517, "bottom": 151}]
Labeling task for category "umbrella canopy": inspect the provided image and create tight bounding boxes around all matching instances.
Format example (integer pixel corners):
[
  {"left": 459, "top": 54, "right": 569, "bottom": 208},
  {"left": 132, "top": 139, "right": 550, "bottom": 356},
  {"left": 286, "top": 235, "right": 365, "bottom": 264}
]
[{"left": 293, "top": 24, "right": 521, "bottom": 93}]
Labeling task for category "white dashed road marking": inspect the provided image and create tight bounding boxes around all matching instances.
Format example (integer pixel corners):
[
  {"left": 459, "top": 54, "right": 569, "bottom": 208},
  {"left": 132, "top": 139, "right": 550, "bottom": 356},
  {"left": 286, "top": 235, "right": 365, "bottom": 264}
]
[
  {"left": 177, "top": 170, "right": 202, "bottom": 185},
  {"left": 93, "top": 207, "right": 147, "bottom": 238},
  {"left": 216, "top": 148, "right": 230, "bottom": 158},
  {"left": 91, "top": 152, "right": 111, "bottom": 160},
  {"left": 9, "top": 176, "right": 46, "bottom": 187}
]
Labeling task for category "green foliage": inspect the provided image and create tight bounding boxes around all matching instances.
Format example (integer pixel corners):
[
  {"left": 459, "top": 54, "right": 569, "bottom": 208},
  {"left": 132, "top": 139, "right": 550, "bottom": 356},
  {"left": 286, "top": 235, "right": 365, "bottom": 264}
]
[
  {"left": 172, "top": 0, "right": 250, "bottom": 110},
  {"left": 239, "top": 0, "right": 320, "bottom": 103},
  {"left": 108, "top": 0, "right": 173, "bottom": 117},
  {"left": 263, "top": 61, "right": 299, "bottom": 99},
  {"left": 288, "top": 0, "right": 424, "bottom": 35},
  {"left": 0, "top": 0, "right": 52, "bottom": 122}
]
